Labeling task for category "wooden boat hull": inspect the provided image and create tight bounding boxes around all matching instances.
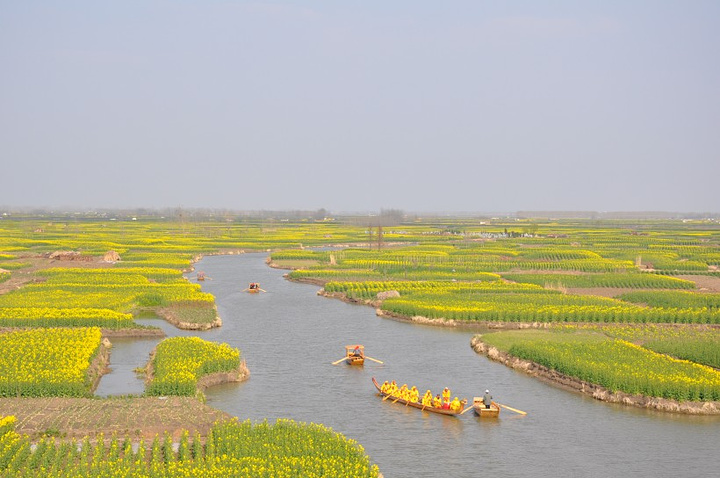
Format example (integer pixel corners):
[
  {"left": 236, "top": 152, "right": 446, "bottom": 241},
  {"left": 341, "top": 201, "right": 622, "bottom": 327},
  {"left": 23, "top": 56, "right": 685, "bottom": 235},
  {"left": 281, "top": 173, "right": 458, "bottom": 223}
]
[
  {"left": 247, "top": 289, "right": 259, "bottom": 293},
  {"left": 346, "top": 356, "right": 365, "bottom": 365},
  {"left": 473, "top": 398, "right": 500, "bottom": 418},
  {"left": 372, "top": 377, "right": 463, "bottom": 416}
]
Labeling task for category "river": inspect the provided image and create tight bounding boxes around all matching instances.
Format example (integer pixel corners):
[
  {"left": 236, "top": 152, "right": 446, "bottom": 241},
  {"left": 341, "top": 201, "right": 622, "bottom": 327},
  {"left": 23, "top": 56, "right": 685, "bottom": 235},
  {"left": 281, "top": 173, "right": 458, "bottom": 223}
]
[{"left": 97, "top": 253, "right": 720, "bottom": 478}]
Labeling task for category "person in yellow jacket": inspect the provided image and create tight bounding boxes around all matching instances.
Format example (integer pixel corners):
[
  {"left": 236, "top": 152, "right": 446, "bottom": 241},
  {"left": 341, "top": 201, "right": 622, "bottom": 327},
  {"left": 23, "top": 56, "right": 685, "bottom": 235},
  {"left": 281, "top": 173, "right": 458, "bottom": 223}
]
[
  {"left": 410, "top": 386, "right": 420, "bottom": 403},
  {"left": 442, "top": 387, "right": 451, "bottom": 409},
  {"left": 432, "top": 394, "right": 442, "bottom": 408},
  {"left": 421, "top": 390, "right": 433, "bottom": 407},
  {"left": 398, "top": 384, "right": 408, "bottom": 400},
  {"left": 381, "top": 381, "right": 389, "bottom": 394},
  {"left": 450, "top": 397, "right": 462, "bottom": 413}
]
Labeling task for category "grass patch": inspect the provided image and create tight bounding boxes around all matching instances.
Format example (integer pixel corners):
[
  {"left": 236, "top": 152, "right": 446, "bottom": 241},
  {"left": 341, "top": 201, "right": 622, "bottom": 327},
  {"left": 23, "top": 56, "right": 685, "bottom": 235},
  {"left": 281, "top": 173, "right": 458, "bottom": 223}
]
[{"left": 162, "top": 303, "right": 218, "bottom": 324}]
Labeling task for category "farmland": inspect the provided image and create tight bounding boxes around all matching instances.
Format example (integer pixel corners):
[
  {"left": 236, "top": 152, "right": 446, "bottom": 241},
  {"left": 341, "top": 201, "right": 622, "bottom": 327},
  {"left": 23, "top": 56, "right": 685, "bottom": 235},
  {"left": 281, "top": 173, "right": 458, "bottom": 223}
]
[
  {"left": 146, "top": 337, "right": 245, "bottom": 396},
  {"left": 0, "top": 328, "right": 105, "bottom": 397},
  {"left": 2, "top": 214, "right": 720, "bottom": 475},
  {"left": 0, "top": 216, "right": 392, "bottom": 475},
  {"left": 475, "top": 328, "right": 720, "bottom": 403},
  {"left": 0, "top": 415, "right": 380, "bottom": 477}
]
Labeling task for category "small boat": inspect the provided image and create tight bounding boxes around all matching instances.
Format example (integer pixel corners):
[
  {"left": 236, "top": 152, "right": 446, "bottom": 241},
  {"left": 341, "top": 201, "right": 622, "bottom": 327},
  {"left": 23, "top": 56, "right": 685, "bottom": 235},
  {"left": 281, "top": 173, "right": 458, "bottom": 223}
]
[
  {"left": 345, "top": 345, "right": 365, "bottom": 365},
  {"left": 197, "top": 272, "right": 206, "bottom": 281},
  {"left": 473, "top": 397, "right": 500, "bottom": 418},
  {"left": 246, "top": 283, "right": 263, "bottom": 293},
  {"left": 372, "top": 377, "right": 468, "bottom": 416}
]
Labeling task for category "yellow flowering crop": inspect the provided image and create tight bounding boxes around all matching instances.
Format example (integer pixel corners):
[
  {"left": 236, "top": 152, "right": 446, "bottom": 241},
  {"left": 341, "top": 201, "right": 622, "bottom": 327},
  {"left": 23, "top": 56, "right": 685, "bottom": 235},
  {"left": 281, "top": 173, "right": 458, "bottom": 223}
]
[
  {"left": 147, "top": 337, "right": 241, "bottom": 396},
  {"left": 0, "top": 328, "right": 103, "bottom": 397}
]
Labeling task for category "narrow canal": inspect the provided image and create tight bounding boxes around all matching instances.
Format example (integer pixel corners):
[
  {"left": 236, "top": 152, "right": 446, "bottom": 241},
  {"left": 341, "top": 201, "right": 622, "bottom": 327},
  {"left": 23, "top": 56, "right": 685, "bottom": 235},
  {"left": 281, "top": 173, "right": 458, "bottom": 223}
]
[{"left": 98, "top": 253, "right": 720, "bottom": 478}]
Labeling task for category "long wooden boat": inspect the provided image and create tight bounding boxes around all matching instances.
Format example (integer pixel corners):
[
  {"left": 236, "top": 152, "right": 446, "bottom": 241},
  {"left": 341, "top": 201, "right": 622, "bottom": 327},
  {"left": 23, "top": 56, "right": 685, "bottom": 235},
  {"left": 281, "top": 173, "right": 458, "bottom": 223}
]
[
  {"left": 473, "top": 397, "right": 500, "bottom": 418},
  {"left": 372, "top": 377, "right": 468, "bottom": 416}
]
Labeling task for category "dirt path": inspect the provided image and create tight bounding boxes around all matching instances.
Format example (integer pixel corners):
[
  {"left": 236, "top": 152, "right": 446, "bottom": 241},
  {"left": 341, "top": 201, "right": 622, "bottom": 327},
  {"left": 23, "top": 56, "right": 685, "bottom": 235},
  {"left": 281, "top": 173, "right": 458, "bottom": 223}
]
[
  {"left": 0, "top": 396, "right": 231, "bottom": 441},
  {"left": 677, "top": 275, "right": 720, "bottom": 292}
]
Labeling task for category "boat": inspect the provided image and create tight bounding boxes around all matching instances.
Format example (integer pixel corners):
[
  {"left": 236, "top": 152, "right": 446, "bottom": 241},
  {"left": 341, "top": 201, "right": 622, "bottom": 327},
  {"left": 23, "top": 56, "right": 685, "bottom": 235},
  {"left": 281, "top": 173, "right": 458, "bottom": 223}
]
[
  {"left": 473, "top": 397, "right": 500, "bottom": 418},
  {"left": 372, "top": 377, "right": 468, "bottom": 416},
  {"left": 197, "top": 272, "right": 206, "bottom": 281},
  {"left": 345, "top": 345, "right": 365, "bottom": 365},
  {"left": 246, "top": 282, "right": 262, "bottom": 293}
]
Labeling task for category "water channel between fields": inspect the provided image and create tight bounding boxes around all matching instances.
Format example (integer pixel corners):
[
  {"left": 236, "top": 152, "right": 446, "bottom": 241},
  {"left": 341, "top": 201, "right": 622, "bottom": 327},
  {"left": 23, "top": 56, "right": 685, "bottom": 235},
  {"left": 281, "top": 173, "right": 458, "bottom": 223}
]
[{"left": 96, "top": 253, "right": 720, "bottom": 478}]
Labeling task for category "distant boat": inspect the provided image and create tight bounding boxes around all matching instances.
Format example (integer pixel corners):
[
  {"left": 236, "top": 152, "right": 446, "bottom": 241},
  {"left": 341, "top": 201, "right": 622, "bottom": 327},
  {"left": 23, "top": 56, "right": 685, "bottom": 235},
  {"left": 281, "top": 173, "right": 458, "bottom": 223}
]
[
  {"left": 244, "top": 282, "right": 265, "bottom": 293},
  {"left": 197, "top": 272, "right": 206, "bottom": 281}
]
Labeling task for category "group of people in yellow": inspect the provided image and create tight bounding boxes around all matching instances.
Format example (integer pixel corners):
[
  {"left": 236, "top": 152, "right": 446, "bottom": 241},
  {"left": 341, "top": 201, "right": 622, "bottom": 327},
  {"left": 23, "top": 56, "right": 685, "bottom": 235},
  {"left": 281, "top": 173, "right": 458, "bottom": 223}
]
[{"left": 380, "top": 380, "right": 467, "bottom": 413}]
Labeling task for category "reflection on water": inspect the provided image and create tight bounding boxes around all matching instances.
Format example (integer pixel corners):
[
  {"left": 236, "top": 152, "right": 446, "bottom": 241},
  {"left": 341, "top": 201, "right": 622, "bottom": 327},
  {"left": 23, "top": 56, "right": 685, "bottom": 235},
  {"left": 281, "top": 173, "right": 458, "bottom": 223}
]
[{"left": 98, "top": 253, "right": 720, "bottom": 478}]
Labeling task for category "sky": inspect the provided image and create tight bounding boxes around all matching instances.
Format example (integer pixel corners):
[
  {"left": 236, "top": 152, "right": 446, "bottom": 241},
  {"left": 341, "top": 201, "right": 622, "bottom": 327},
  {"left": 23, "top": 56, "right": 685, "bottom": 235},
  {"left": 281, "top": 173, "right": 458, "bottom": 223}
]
[{"left": 1, "top": 1, "right": 718, "bottom": 213}]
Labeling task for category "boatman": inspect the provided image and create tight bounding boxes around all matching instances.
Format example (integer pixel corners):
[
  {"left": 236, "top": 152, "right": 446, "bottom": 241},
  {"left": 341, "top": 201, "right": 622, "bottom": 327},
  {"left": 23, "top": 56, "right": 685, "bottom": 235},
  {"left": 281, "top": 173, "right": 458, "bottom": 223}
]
[
  {"left": 483, "top": 389, "right": 493, "bottom": 409},
  {"left": 450, "top": 397, "right": 462, "bottom": 413},
  {"left": 422, "top": 390, "right": 433, "bottom": 407}
]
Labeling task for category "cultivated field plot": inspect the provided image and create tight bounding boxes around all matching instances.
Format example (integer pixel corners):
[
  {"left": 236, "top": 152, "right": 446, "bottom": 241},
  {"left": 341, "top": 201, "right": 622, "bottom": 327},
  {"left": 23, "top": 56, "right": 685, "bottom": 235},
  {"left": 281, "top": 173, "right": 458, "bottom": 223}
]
[
  {"left": 0, "top": 328, "right": 103, "bottom": 397},
  {"left": 0, "top": 416, "right": 380, "bottom": 477},
  {"left": 146, "top": 337, "right": 242, "bottom": 396},
  {"left": 0, "top": 396, "right": 230, "bottom": 440},
  {"left": 479, "top": 328, "right": 720, "bottom": 401}
]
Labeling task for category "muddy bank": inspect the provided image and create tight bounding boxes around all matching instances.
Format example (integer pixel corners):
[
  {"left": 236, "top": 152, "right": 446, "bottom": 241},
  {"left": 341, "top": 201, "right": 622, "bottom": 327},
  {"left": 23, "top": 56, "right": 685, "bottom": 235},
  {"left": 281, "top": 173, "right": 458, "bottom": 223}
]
[
  {"left": 197, "top": 360, "right": 250, "bottom": 390},
  {"left": 88, "top": 339, "right": 112, "bottom": 394},
  {"left": 470, "top": 335, "right": 720, "bottom": 415}
]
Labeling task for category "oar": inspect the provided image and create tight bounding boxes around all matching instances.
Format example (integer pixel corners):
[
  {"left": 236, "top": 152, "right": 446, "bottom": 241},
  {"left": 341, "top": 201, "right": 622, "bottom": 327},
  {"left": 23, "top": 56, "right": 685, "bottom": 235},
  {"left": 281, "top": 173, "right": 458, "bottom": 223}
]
[
  {"left": 382, "top": 394, "right": 393, "bottom": 401},
  {"left": 460, "top": 402, "right": 474, "bottom": 415},
  {"left": 259, "top": 288, "right": 267, "bottom": 292},
  {"left": 241, "top": 288, "right": 249, "bottom": 292},
  {"left": 392, "top": 397, "right": 401, "bottom": 404},
  {"left": 498, "top": 403, "right": 527, "bottom": 415},
  {"left": 331, "top": 357, "right": 347, "bottom": 365},
  {"left": 364, "top": 356, "right": 384, "bottom": 364}
]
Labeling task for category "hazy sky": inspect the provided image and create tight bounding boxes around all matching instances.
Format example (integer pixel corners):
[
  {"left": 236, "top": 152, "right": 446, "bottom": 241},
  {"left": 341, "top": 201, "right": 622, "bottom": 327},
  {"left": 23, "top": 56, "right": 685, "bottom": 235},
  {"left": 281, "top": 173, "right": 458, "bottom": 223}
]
[{"left": 1, "top": 1, "right": 718, "bottom": 213}]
